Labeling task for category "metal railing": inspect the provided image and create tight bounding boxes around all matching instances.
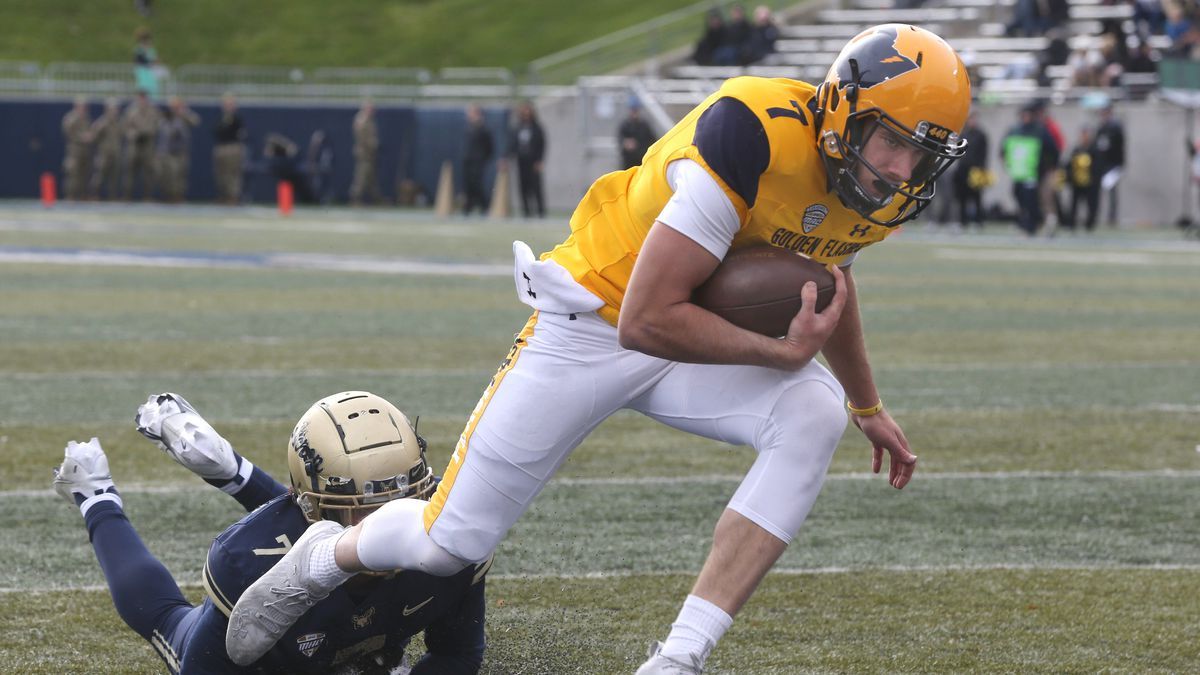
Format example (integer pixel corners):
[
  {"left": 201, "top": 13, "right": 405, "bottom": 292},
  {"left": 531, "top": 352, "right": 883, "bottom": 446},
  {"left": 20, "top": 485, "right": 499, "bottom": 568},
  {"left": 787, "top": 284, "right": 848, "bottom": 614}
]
[{"left": 0, "top": 61, "right": 531, "bottom": 103}]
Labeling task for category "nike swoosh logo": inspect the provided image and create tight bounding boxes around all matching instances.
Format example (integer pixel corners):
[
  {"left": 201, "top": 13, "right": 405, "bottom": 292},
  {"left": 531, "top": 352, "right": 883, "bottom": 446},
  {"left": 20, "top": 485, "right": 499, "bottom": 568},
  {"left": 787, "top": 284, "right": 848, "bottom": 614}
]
[{"left": 402, "top": 596, "right": 434, "bottom": 616}]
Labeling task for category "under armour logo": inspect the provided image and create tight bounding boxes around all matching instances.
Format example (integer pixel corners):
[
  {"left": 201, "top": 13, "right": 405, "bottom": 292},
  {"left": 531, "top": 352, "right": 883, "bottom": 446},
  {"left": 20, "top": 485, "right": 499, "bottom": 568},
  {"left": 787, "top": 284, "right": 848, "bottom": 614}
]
[
  {"left": 522, "top": 272, "right": 536, "bottom": 298},
  {"left": 849, "top": 223, "right": 872, "bottom": 237}
]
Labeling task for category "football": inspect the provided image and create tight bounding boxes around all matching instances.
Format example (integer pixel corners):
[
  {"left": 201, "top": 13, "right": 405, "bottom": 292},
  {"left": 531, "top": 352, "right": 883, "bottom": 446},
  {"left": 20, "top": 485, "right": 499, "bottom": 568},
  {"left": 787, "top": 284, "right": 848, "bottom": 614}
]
[{"left": 692, "top": 245, "right": 836, "bottom": 337}]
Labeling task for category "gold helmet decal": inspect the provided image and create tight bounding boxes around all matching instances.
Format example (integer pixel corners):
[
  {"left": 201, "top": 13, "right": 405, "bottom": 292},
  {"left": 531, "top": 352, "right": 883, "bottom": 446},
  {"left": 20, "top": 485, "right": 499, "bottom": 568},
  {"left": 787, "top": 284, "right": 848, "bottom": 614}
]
[{"left": 287, "top": 391, "right": 434, "bottom": 525}]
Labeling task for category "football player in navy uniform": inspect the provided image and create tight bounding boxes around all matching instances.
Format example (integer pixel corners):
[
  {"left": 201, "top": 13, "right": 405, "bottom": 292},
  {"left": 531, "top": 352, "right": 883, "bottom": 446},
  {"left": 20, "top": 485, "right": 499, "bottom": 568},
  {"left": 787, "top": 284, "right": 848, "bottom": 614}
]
[{"left": 52, "top": 391, "right": 489, "bottom": 674}]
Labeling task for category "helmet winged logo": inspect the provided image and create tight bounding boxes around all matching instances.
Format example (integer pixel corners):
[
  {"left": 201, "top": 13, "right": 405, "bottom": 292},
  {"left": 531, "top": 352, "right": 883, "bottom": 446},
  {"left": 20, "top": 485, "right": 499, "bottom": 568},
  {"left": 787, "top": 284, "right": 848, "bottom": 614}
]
[
  {"left": 838, "top": 27, "right": 919, "bottom": 90},
  {"left": 291, "top": 421, "right": 323, "bottom": 477}
]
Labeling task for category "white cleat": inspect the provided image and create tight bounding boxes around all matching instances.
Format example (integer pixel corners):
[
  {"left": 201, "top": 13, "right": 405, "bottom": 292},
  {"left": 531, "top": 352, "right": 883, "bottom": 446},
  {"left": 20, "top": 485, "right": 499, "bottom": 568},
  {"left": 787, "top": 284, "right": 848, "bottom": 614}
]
[
  {"left": 225, "top": 520, "right": 344, "bottom": 665},
  {"left": 52, "top": 438, "right": 121, "bottom": 514},
  {"left": 635, "top": 641, "right": 704, "bottom": 675},
  {"left": 136, "top": 393, "right": 237, "bottom": 481}
]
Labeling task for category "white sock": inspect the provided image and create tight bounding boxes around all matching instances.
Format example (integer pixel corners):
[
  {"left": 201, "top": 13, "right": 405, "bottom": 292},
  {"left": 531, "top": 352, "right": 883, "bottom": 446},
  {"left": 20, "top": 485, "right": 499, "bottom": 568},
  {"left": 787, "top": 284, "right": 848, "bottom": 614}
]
[
  {"left": 660, "top": 595, "right": 732, "bottom": 668},
  {"left": 307, "top": 531, "right": 353, "bottom": 589}
]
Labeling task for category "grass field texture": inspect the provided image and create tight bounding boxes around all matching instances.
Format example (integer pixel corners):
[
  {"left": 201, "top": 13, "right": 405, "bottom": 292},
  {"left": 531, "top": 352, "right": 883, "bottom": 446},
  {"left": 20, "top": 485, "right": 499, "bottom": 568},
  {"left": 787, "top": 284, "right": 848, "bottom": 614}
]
[{"left": 1, "top": 204, "right": 1198, "bottom": 673}]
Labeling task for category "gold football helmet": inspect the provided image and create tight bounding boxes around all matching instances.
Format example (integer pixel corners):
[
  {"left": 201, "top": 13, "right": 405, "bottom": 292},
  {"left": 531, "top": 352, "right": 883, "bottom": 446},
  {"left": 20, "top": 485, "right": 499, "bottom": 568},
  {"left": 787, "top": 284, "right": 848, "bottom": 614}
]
[
  {"left": 815, "top": 24, "right": 971, "bottom": 226},
  {"left": 287, "top": 391, "right": 434, "bottom": 525}
]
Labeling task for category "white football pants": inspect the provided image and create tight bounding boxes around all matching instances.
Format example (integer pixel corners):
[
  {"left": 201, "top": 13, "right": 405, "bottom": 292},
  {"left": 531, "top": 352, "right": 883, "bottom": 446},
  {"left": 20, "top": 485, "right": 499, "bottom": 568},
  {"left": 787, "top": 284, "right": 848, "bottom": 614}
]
[{"left": 414, "top": 309, "right": 849, "bottom": 564}]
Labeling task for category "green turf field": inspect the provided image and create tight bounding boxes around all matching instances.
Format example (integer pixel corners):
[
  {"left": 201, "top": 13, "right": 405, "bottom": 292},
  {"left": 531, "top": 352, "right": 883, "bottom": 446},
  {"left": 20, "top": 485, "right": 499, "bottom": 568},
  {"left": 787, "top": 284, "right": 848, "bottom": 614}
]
[{"left": 1, "top": 204, "right": 1199, "bottom": 673}]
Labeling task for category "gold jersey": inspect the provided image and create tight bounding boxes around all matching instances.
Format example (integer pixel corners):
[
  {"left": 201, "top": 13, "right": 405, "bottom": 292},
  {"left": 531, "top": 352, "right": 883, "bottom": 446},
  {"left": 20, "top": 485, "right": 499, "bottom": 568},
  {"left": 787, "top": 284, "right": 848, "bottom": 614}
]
[{"left": 545, "top": 76, "right": 900, "bottom": 326}]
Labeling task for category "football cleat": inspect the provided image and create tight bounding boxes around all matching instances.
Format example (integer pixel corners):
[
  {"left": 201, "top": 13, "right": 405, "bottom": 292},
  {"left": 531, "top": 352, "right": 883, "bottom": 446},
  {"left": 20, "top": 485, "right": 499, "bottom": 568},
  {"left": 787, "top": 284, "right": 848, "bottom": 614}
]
[
  {"left": 225, "top": 519, "right": 344, "bottom": 665},
  {"left": 52, "top": 438, "right": 121, "bottom": 514},
  {"left": 136, "top": 393, "right": 238, "bottom": 481},
  {"left": 635, "top": 641, "right": 704, "bottom": 675}
]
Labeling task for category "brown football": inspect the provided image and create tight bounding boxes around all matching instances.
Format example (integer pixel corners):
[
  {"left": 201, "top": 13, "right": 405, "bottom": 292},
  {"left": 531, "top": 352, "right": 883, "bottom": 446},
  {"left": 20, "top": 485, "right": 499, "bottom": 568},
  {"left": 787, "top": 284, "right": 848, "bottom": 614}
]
[{"left": 692, "top": 245, "right": 836, "bottom": 337}]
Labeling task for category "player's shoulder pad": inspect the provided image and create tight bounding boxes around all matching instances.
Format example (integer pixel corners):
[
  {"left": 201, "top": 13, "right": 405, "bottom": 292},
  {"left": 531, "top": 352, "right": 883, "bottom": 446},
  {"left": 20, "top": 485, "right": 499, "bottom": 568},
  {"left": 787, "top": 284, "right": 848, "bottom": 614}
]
[
  {"left": 693, "top": 95, "right": 770, "bottom": 208},
  {"left": 204, "top": 493, "right": 308, "bottom": 616}
]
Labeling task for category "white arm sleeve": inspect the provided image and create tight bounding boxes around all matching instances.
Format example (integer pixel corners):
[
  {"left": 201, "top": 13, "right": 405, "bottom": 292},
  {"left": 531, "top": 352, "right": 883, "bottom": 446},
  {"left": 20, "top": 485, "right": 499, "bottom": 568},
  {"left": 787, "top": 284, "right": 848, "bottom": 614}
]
[{"left": 657, "top": 159, "right": 741, "bottom": 260}]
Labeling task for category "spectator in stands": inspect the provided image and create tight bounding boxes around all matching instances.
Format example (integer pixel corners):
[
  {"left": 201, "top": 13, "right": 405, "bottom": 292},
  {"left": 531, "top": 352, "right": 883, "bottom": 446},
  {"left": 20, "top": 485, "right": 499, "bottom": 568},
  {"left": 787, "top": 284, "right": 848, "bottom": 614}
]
[
  {"left": 1095, "top": 33, "right": 1127, "bottom": 87},
  {"left": 462, "top": 104, "right": 494, "bottom": 216},
  {"left": 953, "top": 112, "right": 991, "bottom": 231},
  {"left": 744, "top": 6, "right": 780, "bottom": 65},
  {"left": 213, "top": 93, "right": 247, "bottom": 205},
  {"left": 89, "top": 98, "right": 122, "bottom": 200},
  {"left": 693, "top": 9, "right": 726, "bottom": 66},
  {"left": 1044, "top": 0, "right": 1070, "bottom": 33},
  {"left": 1002, "top": 103, "right": 1058, "bottom": 236},
  {"left": 1124, "top": 38, "right": 1160, "bottom": 77},
  {"left": 1132, "top": 0, "right": 1167, "bottom": 37},
  {"left": 1064, "top": 126, "right": 1099, "bottom": 232},
  {"left": 1036, "top": 28, "right": 1072, "bottom": 86},
  {"left": 714, "top": 4, "right": 752, "bottom": 66},
  {"left": 350, "top": 100, "right": 383, "bottom": 206},
  {"left": 157, "top": 96, "right": 199, "bottom": 203},
  {"left": 121, "top": 90, "right": 160, "bottom": 201},
  {"left": 133, "top": 27, "right": 162, "bottom": 100},
  {"left": 61, "top": 96, "right": 93, "bottom": 201},
  {"left": 1092, "top": 101, "right": 1126, "bottom": 226},
  {"left": 509, "top": 101, "right": 546, "bottom": 218},
  {"left": 1164, "top": 0, "right": 1200, "bottom": 56},
  {"left": 1069, "top": 45, "right": 1106, "bottom": 87},
  {"left": 617, "top": 100, "right": 656, "bottom": 169},
  {"left": 1008, "top": 0, "right": 1043, "bottom": 36},
  {"left": 1008, "top": 0, "right": 1067, "bottom": 36}
]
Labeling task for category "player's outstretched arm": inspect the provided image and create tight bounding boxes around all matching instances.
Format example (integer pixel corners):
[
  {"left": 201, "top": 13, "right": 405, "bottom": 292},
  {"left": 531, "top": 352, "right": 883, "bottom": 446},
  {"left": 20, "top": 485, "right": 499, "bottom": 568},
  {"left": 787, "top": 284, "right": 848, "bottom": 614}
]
[
  {"left": 135, "top": 393, "right": 286, "bottom": 509},
  {"left": 820, "top": 270, "right": 917, "bottom": 489}
]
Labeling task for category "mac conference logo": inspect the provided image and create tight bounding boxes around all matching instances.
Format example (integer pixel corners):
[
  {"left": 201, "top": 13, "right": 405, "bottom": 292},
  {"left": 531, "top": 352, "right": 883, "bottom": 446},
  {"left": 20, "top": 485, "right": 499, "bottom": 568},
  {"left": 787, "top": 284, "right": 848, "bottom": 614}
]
[
  {"left": 802, "top": 204, "right": 829, "bottom": 233},
  {"left": 297, "top": 632, "right": 326, "bottom": 658}
]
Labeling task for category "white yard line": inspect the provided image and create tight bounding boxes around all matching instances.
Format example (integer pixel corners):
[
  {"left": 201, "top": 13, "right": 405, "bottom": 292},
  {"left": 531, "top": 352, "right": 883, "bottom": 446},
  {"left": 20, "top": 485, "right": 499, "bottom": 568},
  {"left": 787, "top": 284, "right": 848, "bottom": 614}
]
[
  {"left": 5, "top": 562, "right": 1200, "bottom": 594},
  {"left": 4, "top": 469, "right": 1198, "bottom": 499},
  {"left": 0, "top": 248, "right": 510, "bottom": 276},
  {"left": 5, "top": 360, "right": 1197, "bottom": 382},
  {"left": 933, "top": 247, "right": 1200, "bottom": 266}
]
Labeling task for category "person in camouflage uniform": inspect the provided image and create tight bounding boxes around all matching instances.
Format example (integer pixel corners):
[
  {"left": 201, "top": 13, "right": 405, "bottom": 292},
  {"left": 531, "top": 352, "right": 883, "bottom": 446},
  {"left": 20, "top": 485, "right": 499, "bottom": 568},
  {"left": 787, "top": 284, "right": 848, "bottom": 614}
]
[
  {"left": 61, "top": 97, "right": 94, "bottom": 200},
  {"left": 350, "top": 100, "right": 382, "bottom": 205},
  {"left": 89, "top": 98, "right": 123, "bottom": 200},
  {"left": 122, "top": 90, "right": 160, "bottom": 200},
  {"left": 156, "top": 96, "right": 200, "bottom": 202},
  {"left": 213, "top": 93, "right": 247, "bottom": 205}
]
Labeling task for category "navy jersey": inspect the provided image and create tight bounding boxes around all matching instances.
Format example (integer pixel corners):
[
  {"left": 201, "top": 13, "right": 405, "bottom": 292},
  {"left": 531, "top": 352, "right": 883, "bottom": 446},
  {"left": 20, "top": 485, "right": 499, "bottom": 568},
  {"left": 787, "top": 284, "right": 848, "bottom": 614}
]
[{"left": 189, "top": 494, "right": 489, "bottom": 674}]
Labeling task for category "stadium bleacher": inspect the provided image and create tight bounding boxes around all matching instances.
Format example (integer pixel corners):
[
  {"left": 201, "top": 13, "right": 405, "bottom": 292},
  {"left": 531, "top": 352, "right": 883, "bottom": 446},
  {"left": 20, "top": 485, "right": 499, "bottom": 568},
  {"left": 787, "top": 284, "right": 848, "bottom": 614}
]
[{"left": 645, "top": 0, "right": 1163, "bottom": 106}]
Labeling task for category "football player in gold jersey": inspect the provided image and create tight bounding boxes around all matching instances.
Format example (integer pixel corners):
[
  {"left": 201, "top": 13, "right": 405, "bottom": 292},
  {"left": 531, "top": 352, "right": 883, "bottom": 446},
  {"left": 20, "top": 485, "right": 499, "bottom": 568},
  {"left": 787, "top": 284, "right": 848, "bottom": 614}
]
[{"left": 227, "top": 24, "right": 971, "bottom": 673}]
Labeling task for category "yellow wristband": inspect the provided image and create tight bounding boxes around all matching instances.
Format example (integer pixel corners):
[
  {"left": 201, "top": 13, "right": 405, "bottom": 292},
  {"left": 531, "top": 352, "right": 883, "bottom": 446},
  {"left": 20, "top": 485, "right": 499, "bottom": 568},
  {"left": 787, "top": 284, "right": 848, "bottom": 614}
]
[{"left": 847, "top": 400, "right": 884, "bottom": 417}]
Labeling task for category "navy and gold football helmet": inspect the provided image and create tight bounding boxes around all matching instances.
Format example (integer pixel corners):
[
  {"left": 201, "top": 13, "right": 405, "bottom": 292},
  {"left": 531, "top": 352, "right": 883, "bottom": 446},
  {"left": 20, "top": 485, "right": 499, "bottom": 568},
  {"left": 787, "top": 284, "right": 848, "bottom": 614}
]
[
  {"left": 816, "top": 24, "right": 971, "bottom": 226},
  {"left": 287, "top": 391, "right": 434, "bottom": 525}
]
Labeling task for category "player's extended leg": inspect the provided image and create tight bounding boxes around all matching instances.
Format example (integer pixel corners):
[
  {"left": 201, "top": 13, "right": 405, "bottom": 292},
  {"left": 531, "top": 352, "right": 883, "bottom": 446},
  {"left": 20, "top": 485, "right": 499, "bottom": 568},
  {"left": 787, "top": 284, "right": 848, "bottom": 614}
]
[
  {"left": 136, "top": 393, "right": 286, "bottom": 511},
  {"left": 628, "top": 361, "right": 847, "bottom": 673},
  {"left": 53, "top": 439, "right": 205, "bottom": 674},
  {"left": 226, "top": 311, "right": 668, "bottom": 665}
]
